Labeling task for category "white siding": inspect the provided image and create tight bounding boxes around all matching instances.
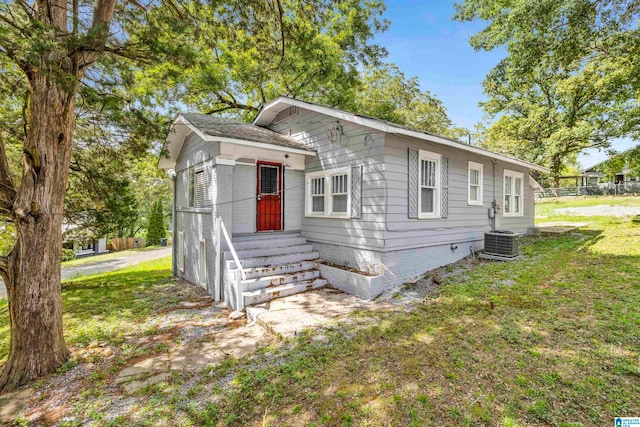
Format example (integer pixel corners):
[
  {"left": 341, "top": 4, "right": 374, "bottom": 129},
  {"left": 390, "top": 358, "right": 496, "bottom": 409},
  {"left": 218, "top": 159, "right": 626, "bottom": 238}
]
[
  {"left": 269, "top": 115, "right": 537, "bottom": 291},
  {"left": 382, "top": 134, "right": 535, "bottom": 250},
  {"left": 269, "top": 108, "right": 387, "bottom": 250},
  {"left": 173, "top": 133, "right": 219, "bottom": 296},
  {"left": 232, "top": 165, "right": 256, "bottom": 234},
  {"left": 284, "top": 169, "right": 303, "bottom": 231}
]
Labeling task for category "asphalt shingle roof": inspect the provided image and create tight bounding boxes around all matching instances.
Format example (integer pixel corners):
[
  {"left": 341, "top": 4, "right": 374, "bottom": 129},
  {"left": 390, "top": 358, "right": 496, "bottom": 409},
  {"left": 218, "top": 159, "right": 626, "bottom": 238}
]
[{"left": 181, "top": 113, "right": 313, "bottom": 153}]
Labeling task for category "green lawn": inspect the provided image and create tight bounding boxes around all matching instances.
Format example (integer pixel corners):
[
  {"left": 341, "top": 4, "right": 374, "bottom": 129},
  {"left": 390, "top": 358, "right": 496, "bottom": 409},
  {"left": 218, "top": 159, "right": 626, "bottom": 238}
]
[
  {"left": 0, "top": 257, "right": 175, "bottom": 363},
  {"left": 61, "top": 245, "right": 166, "bottom": 267},
  {"left": 164, "top": 205, "right": 636, "bottom": 427},
  {"left": 1, "top": 197, "right": 639, "bottom": 426}
]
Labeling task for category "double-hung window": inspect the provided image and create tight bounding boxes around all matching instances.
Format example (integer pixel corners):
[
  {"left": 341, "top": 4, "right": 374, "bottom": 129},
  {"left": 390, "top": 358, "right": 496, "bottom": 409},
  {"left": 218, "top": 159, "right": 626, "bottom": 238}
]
[
  {"left": 188, "top": 166, "right": 195, "bottom": 207},
  {"left": 306, "top": 168, "right": 351, "bottom": 218},
  {"left": 468, "top": 161, "right": 483, "bottom": 206},
  {"left": 503, "top": 169, "right": 524, "bottom": 216},
  {"left": 310, "top": 177, "right": 325, "bottom": 214},
  {"left": 331, "top": 174, "right": 349, "bottom": 214},
  {"left": 418, "top": 150, "right": 441, "bottom": 219},
  {"left": 188, "top": 165, "right": 205, "bottom": 208}
]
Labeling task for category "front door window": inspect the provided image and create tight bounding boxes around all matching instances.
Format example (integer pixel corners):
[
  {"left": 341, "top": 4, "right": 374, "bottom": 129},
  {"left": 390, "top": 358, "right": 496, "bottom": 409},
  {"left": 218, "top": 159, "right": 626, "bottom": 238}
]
[{"left": 256, "top": 162, "right": 283, "bottom": 231}]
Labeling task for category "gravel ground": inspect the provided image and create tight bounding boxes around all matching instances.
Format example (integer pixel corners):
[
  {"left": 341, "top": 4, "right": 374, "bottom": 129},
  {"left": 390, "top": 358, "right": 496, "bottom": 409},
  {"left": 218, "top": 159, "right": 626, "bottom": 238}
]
[
  {"left": 554, "top": 204, "right": 640, "bottom": 217},
  {"left": 378, "top": 254, "right": 483, "bottom": 307}
]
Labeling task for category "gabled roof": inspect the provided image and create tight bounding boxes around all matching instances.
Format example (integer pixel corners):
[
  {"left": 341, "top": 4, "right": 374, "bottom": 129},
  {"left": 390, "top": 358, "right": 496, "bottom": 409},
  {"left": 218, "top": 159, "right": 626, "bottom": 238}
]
[
  {"left": 159, "top": 113, "right": 315, "bottom": 169},
  {"left": 254, "top": 96, "right": 549, "bottom": 173}
]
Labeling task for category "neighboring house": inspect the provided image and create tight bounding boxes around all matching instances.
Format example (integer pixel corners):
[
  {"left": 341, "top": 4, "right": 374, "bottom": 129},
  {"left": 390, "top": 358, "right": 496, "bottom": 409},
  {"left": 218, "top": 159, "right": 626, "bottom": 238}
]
[
  {"left": 160, "top": 97, "right": 548, "bottom": 311},
  {"left": 62, "top": 223, "right": 108, "bottom": 258},
  {"left": 580, "top": 146, "right": 640, "bottom": 186}
]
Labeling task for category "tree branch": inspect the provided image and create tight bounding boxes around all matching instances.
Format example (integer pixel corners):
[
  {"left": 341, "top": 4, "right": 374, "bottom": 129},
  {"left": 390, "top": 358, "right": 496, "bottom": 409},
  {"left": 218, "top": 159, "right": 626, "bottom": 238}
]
[
  {"left": 0, "top": 254, "right": 7, "bottom": 277},
  {"left": 204, "top": 106, "right": 237, "bottom": 115},
  {"left": 128, "top": 0, "right": 146, "bottom": 12},
  {"left": 205, "top": 92, "right": 260, "bottom": 114},
  {"left": 77, "top": 0, "right": 117, "bottom": 69},
  {"left": 162, "top": 0, "right": 183, "bottom": 19},
  {"left": 0, "top": 200, "right": 13, "bottom": 215},
  {"left": 0, "top": 132, "right": 16, "bottom": 205}
]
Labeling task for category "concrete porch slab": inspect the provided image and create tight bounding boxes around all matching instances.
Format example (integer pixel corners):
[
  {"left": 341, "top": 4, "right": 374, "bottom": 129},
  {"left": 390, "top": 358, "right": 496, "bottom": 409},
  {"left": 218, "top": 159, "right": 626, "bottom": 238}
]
[
  {"left": 536, "top": 221, "right": 589, "bottom": 228},
  {"left": 248, "top": 288, "right": 395, "bottom": 338},
  {"left": 537, "top": 226, "right": 581, "bottom": 236}
]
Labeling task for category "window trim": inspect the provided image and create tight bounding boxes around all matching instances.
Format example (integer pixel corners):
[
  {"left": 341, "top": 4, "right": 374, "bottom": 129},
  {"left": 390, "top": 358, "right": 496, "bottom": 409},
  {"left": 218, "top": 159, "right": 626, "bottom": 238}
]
[
  {"left": 305, "top": 167, "right": 351, "bottom": 219},
  {"left": 193, "top": 167, "right": 206, "bottom": 207},
  {"left": 187, "top": 164, "right": 206, "bottom": 208},
  {"left": 418, "top": 150, "right": 441, "bottom": 219},
  {"left": 468, "top": 161, "right": 484, "bottom": 206},
  {"left": 177, "top": 231, "right": 185, "bottom": 272},
  {"left": 503, "top": 169, "right": 524, "bottom": 217},
  {"left": 198, "top": 239, "right": 207, "bottom": 288},
  {"left": 188, "top": 166, "right": 195, "bottom": 207}
]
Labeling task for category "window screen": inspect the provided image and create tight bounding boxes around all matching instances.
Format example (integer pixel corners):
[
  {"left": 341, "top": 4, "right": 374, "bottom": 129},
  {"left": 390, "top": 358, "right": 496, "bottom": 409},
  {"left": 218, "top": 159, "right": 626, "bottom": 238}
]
[
  {"left": 188, "top": 166, "right": 195, "bottom": 207},
  {"left": 420, "top": 159, "right": 437, "bottom": 214},
  {"left": 260, "top": 166, "right": 279, "bottom": 194},
  {"left": 514, "top": 177, "right": 522, "bottom": 214},
  {"left": 311, "top": 177, "right": 325, "bottom": 213},
  {"left": 469, "top": 164, "right": 482, "bottom": 204},
  {"left": 331, "top": 174, "right": 348, "bottom": 213},
  {"left": 193, "top": 169, "right": 205, "bottom": 207}
]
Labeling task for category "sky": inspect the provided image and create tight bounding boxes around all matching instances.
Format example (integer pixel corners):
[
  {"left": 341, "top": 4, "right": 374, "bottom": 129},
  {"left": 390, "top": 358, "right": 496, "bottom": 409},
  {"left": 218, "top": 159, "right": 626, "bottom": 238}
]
[{"left": 373, "top": 0, "right": 636, "bottom": 169}]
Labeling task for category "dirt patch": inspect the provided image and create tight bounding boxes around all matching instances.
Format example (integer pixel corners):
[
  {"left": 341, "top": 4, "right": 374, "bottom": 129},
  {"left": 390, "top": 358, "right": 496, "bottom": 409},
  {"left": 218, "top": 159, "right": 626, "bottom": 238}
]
[
  {"left": 379, "top": 254, "right": 484, "bottom": 307},
  {"left": 8, "top": 279, "right": 267, "bottom": 425}
]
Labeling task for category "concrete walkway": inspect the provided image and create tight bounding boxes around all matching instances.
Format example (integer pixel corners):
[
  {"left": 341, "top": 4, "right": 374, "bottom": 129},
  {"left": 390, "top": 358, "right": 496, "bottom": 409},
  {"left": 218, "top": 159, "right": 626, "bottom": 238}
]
[{"left": 0, "top": 247, "right": 172, "bottom": 299}]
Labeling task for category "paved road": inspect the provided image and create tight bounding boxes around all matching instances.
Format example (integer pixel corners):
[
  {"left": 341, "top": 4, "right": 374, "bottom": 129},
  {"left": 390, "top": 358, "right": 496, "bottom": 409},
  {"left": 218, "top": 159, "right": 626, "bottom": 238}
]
[{"left": 0, "top": 247, "right": 172, "bottom": 299}]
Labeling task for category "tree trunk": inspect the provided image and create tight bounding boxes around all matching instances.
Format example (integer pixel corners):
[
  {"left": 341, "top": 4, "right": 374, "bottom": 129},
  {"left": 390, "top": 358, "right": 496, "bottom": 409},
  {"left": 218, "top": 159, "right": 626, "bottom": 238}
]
[
  {"left": 550, "top": 155, "right": 562, "bottom": 189},
  {"left": 0, "top": 74, "right": 75, "bottom": 391}
]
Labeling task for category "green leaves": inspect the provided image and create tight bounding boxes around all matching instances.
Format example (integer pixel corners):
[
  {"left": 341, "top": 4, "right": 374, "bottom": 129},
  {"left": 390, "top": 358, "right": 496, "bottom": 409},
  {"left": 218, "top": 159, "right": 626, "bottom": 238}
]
[
  {"left": 350, "top": 64, "right": 467, "bottom": 139},
  {"left": 120, "top": 0, "right": 388, "bottom": 117},
  {"left": 145, "top": 200, "right": 166, "bottom": 246},
  {"left": 456, "top": 0, "right": 640, "bottom": 184}
]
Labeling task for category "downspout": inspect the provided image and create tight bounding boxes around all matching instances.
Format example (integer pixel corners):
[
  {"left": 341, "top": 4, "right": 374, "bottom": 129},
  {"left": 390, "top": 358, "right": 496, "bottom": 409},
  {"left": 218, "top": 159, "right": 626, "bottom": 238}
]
[
  {"left": 171, "top": 173, "right": 177, "bottom": 276},
  {"left": 490, "top": 159, "right": 497, "bottom": 231}
]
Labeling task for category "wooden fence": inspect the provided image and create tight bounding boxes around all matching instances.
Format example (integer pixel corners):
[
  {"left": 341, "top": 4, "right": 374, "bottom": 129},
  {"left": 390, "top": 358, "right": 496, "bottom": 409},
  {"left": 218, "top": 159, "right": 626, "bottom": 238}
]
[{"left": 109, "top": 237, "right": 146, "bottom": 252}]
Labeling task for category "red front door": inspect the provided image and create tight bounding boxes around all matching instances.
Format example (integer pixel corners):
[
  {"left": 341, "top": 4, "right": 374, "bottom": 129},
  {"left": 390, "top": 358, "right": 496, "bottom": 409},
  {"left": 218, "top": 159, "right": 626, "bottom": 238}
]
[{"left": 256, "top": 161, "right": 283, "bottom": 232}]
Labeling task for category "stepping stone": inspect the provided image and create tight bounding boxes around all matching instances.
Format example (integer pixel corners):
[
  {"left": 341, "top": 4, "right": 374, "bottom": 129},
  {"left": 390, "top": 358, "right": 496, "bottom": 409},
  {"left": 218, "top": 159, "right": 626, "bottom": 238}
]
[
  {"left": 116, "top": 353, "right": 170, "bottom": 383},
  {"left": 215, "top": 325, "right": 265, "bottom": 359},
  {"left": 169, "top": 341, "right": 226, "bottom": 372},
  {"left": 123, "top": 372, "right": 171, "bottom": 395},
  {"left": 0, "top": 387, "right": 34, "bottom": 424}
]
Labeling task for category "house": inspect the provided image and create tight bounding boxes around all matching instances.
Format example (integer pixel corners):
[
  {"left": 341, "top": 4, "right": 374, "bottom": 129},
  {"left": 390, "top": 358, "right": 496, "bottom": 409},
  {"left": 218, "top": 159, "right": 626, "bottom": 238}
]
[
  {"left": 62, "top": 223, "right": 109, "bottom": 258},
  {"left": 552, "top": 147, "right": 640, "bottom": 195},
  {"left": 159, "top": 97, "right": 548, "bottom": 311},
  {"left": 581, "top": 147, "right": 639, "bottom": 185}
]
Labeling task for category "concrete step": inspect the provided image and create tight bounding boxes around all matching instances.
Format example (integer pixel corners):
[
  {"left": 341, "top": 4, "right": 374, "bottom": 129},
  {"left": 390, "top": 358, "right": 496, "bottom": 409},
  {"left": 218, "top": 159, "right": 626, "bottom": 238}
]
[
  {"left": 231, "top": 237, "right": 308, "bottom": 251},
  {"left": 243, "top": 278, "right": 328, "bottom": 306},
  {"left": 231, "top": 232, "right": 301, "bottom": 242},
  {"left": 242, "top": 261, "right": 319, "bottom": 279},
  {"left": 225, "top": 244, "right": 314, "bottom": 260},
  {"left": 242, "top": 269, "right": 320, "bottom": 292},
  {"left": 227, "top": 251, "right": 319, "bottom": 269}
]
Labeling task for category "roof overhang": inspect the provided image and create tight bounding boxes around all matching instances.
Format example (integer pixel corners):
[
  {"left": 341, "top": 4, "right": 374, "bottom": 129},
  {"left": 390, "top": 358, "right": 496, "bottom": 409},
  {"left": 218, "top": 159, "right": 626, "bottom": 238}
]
[
  {"left": 159, "top": 114, "right": 315, "bottom": 170},
  {"left": 529, "top": 175, "right": 544, "bottom": 192},
  {"left": 255, "top": 97, "right": 550, "bottom": 174}
]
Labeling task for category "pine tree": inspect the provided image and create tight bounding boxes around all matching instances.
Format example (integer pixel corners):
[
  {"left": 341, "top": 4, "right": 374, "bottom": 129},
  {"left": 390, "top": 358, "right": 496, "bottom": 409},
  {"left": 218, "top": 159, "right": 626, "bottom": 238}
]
[{"left": 146, "top": 201, "right": 166, "bottom": 246}]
